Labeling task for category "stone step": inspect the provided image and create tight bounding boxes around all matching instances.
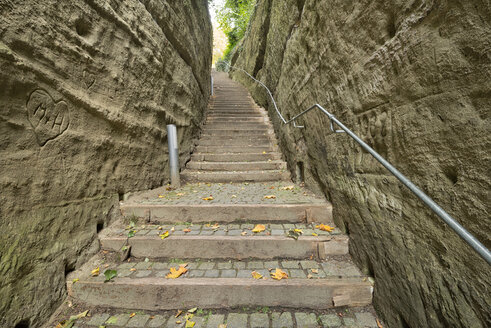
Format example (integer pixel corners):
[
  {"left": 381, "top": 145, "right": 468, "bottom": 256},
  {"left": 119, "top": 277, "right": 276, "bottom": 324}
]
[
  {"left": 100, "top": 227, "right": 348, "bottom": 259},
  {"left": 208, "top": 109, "right": 260, "bottom": 113},
  {"left": 201, "top": 129, "right": 273, "bottom": 136},
  {"left": 181, "top": 169, "right": 290, "bottom": 182},
  {"left": 199, "top": 135, "right": 272, "bottom": 142},
  {"left": 191, "top": 152, "right": 281, "bottom": 162},
  {"left": 195, "top": 145, "right": 274, "bottom": 153},
  {"left": 205, "top": 122, "right": 269, "bottom": 127},
  {"left": 68, "top": 257, "right": 372, "bottom": 310},
  {"left": 121, "top": 203, "right": 332, "bottom": 223},
  {"left": 197, "top": 139, "right": 274, "bottom": 147},
  {"left": 207, "top": 111, "right": 263, "bottom": 115},
  {"left": 187, "top": 161, "right": 286, "bottom": 171},
  {"left": 202, "top": 127, "right": 272, "bottom": 133},
  {"left": 206, "top": 117, "right": 266, "bottom": 123}
]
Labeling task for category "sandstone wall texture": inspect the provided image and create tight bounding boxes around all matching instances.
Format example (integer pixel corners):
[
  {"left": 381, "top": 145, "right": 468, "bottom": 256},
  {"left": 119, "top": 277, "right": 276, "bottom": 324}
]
[
  {"left": 231, "top": 0, "right": 490, "bottom": 327},
  {"left": 0, "top": 1, "right": 211, "bottom": 326}
]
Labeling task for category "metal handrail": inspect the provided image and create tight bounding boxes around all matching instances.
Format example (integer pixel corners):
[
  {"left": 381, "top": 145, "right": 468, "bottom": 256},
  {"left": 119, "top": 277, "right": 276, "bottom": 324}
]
[{"left": 224, "top": 62, "right": 491, "bottom": 265}]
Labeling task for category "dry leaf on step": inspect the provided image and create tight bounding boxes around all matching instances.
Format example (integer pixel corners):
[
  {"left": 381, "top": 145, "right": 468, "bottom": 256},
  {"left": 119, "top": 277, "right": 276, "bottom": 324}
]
[
  {"left": 176, "top": 193, "right": 185, "bottom": 196},
  {"left": 175, "top": 310, "right": 183, "bottom": 318},
  {"left": 270, "top": 268, "right": 288, "bottom": 280},
  {"left": 251, "top": 271, "right": 263, "bottom": 279},
  {"left": 129, "top": 313, "right": 136, "bottom": 318},
  {"left": 166, "top": 264, "right": 188, "bottom": 279},
  {"left": 377, "top": 319, "right": 384, "bottom": 328},
  {"left": 241, "top": 231, "right": 248, "bottom": 236},
  {"left": 160, "top": 231, "right": 169, "bottom": 240},
  {"left": 281, "top": 185, "right": 295, "bottom": 190},
  {"left": 218, "top": 325, "right": 227, "bottom": 328},
  {"left": 315, "top": 224, "right": 335, "bottom": 232},
  {"left": 311, "top": 269, "right": 319, "bottom": 274},
  {"left": 252, "top": 224, "right": 266, "bottom": 233},
  {"left": 183, "top": 228, "right": 191, "bottom": 233},
  {"left": 91, "top": 267, "right": 99, "bottom": 276},
  {"left": 263, "top": 195, "right": 276, "bottom": 199},
  {"left": 202, "top": 196, "right": 214, "bottom": 201}
]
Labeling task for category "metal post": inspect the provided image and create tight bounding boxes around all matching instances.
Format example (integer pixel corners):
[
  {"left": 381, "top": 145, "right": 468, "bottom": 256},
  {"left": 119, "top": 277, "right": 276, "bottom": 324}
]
[{"left": 166, "top": 124, "right": 180, "bottom": 188}]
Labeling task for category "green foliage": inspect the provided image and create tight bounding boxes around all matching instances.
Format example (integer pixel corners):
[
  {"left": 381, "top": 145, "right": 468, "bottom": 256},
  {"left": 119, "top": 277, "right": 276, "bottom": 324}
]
[{"left": 214, "top": 0, "right": 255, "bottom": 66}]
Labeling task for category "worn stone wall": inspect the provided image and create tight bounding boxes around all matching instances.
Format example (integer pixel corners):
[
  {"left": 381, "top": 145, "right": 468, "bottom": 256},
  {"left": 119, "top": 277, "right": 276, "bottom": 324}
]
[
  {"left": 231, "top": 0, "right": 490, "bottom": 327},
  {"left": 0, "top": 1, "right": 211, "bottom": 326}
]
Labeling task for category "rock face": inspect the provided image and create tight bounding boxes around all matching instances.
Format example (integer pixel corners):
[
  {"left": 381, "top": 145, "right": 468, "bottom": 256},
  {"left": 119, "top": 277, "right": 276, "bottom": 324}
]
[
  {"left": 0, "top": 1, "right": 211, "bottom": 327},
  {"left": 231, "top": 0, "right": 490, "bottom": 327}
]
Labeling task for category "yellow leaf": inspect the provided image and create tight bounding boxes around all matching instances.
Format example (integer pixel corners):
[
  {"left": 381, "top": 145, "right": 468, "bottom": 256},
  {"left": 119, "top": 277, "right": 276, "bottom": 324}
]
[
  {"left": 252, "top": 224, "right": 266, "bottom": 233},
  {"left": 202, "top": 196, "right": 214, "bottom": 201},
  {"left": 251, "top": 271, "right": 263, "bottom": 279},
  {"left": 281, "top": 185, "right": 295, "bottom": 190},
  {"left": 262, "top": 151, "right": 266, "bottom": 154},
  {"left": 166, "top": 264, "right": 188, "bottom": 279},
  {"left": 129, "top": 313, "right": 136, "bottom": 318},
  {"left": 72, "top": 278, "right": 79, "bottom": 284},
  {"left": 312, "top": 233, "right": 318, "bottom": 236},
  {"left": 311, "top": 269, "right": 319, "bottom": 274},
  {"left": 293, "top": 229, "right": 303, "bottom": 234},
  {"left": 211, "top": 223, "right": 220, "bottom": 230},
  {"left": 270, "top": 268, "right": 288, "bottom": 280},
  {"left": 263, "top": 195, "right": 276, "bottom": 199},
  {"left": 231, "top": 195, "right": 237, "bottom": 198},
  {"left": 315, "top": 224, "right": 335, "bottom": 232},
  {"left": 160, "top": 231, "right": 169, "bottom": 240},
  {"left": 185, "top": 320, "right": 196, "bottom": 328},
  {"left": 130, "top": 268, "right": 136, "bottom": 271},
  {"left": 91, "top": 267, "right": 100, "bottom": 276},
  {"left": 176, "top": 321, "right": 182, "bottom": 324},
  {"left": 175, "top": 310, "right": 183, "bottom": 318},
  {"left": 158, "top": 195, "right": 165, "bottom": 198}
]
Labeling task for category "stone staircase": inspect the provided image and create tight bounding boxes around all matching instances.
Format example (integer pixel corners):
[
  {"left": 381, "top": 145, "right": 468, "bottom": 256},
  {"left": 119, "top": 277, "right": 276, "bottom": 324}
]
[{"left": 64, "top": 72, "right": 377, "bottom": 328}]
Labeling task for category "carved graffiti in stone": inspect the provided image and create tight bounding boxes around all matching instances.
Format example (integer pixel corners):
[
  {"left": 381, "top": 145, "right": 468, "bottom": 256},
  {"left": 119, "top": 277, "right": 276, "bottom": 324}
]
[{"left": 26, "top": 89, "right": 70, "bottom": 146}]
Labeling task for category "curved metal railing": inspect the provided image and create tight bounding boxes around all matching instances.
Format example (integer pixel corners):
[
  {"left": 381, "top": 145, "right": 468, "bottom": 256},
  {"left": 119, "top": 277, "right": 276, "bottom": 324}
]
[{"left": 223, "top": 62, "right": 491, "bottom": 265}]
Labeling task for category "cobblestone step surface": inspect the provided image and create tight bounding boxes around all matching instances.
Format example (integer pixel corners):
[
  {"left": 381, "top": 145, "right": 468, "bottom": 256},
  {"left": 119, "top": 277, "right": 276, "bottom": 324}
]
[
  {"left": 191, "top": 153, "right": 282, "bottom": 162},
  {"left": 100, "top": 221, "right": 347, "bottom": 259},
  {"left": 121, "top": 182, "right": 332, "bottom": 223},
  {"left": 186, "top": 161, "right": 286, "bottom": 171},
  {"left": 60, "top": 307, "right": 380, "bottom": 328},
  {"left": 67, "top": 254, "right": 373, "bottom": 311}
]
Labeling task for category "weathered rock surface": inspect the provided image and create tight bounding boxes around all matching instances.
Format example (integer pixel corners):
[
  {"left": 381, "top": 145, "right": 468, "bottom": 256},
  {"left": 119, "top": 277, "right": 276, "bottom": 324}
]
[
  {"left": 231, "top": 0, "right": 490, "bottom": 327},
  {"left": 0, "top": 1, "right": 211, "bottom": 327}
]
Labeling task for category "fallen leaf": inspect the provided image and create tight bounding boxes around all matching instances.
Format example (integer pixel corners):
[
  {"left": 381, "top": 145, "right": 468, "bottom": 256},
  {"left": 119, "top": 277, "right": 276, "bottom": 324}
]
[
  {"left": 187, "top": 307, "right": 198, "bottom": 313},
  {"left": 251, "top": 271, "right": 263, "bottom": 279},
  {"left": 281, "top": 185, "right": 295, "bottom": 190},
  {"left": 262, "top": 151, "right": 266, "bottom": 154},
  {"left": 176, "top": 321, "right": 182, "bottom": 324},
  {"left": 104, "top": 264, "right": 109, "bottom": 268},
  {"left": 158, "top": 226, "right": 163, "bottom": 230},
  {"left": 150, "top": 316, "right": 155, "bottom": 319},
  {"left": 315, "top": 224, "right": 335, "bottom": 232},
  {"left": 293, "top": 228, "right": 303, "bottom": 234},
  {"left": 286, "top": 229, "right": 302, "bottom": 240},
  {"left": 252, "top": 224, "right": 266, "bottom": 233},
  {"left": 129, "top": 313, "right": 136, "bottom": 318},
  {"left": 158, "top": 195, "right": 165, "bottom": 198},
  {"left": 377, "top": 318, "right": 384, "bottom": 328},
  {"left": 177, "top": 193, "right": 185, "bottom": 196},
  {"left": 263, "top": 195, "right": 276, "bottom": 199},
  {"left": 269, "top": 186, "right": 275, "bottom": 189},
  {"left": 103, "top": 269, "right": 117, "bottom": 282},
  {"left": 307, "top": 274, "right": 313, "bottom": 279},
  {"left": 160, "top": 231, "right": 170, "bottom": 239},
  {"left": 130, "top": 268, "right": 137, "bottom": 272},
  {"left": 241, "top": 231, "right": 248, "bottom": 236},
  {"left": 202, "top": 196, "right": 214, "bottom": 201},
  {"left": 218, "top": 325, "right": 227, "bottom": 328},
  {"left": 270, "top": 268, "right": 288, "bottom": 280},
  {"left": 211, "top": 223, "right": 220, "bottom": 230},
  {"left": 185, "top": 320, "right": 196, "bottom": 328},
  {"left": 231, "top": 195, "right": 237, "bottom": 198},
  {"left": 91, "top": 267, "right": 100, "bottom": 277},
  {"left": 175, "top": 310, "right": 183, "bottom": 318},
  {"left": 183, "top": 228, "right": 191, "bottom": 233},
  {"left": 72, "top": 278, "right": 79, "bottom": 284},
  {"left": 312, "top": 232, "right": 318, "bottom": 236},
  {"left": 128, "top": 230, "right": 135, "bottom": 238},
  {"left": 166, "top": 186, "right": 173, "bottom": 191},
  {"left": 311, "top": 269, "right": 319, "bottom": 274},
  {"left": 166, "top": 264, "right": 188, "bottom": 279}
]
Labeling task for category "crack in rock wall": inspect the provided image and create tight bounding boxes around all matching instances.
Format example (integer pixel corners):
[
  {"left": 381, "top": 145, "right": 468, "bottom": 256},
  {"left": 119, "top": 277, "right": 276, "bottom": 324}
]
[
  {"left": 231, "top": 0, "right": 490, "bottom": 327},
  {"left": 0, "top": 0, "right": 212, "bottom": 326}
]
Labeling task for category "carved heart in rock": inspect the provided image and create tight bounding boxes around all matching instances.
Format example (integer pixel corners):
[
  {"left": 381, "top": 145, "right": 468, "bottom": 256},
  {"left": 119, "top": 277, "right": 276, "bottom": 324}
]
[{"left": 26, "top": 89, "right": 70, "bottom": 146}]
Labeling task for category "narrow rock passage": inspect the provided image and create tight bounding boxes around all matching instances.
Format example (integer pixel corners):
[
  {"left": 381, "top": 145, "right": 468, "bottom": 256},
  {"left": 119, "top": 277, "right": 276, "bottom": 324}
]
[{"left": 57, "top": 72, "right": 381, "bottom": 328}]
